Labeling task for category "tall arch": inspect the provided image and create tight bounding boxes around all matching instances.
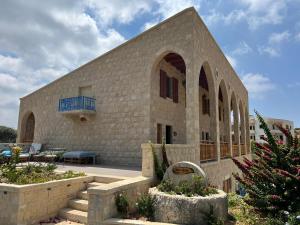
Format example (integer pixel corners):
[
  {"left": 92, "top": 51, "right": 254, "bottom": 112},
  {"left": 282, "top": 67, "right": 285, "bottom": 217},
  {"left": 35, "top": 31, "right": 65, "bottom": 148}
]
[
  {"left": 199, "top": 62, "right": 217, "bottom": 161},
  {"left": 21, "top": 112, "right": 35, "bottom": 143},
  {"left": 218, "top": 80, "right": 230, "bottom": 158},
  {"left": 239, "top": 101, "right": 246, "bottom": 155},
  {"left": 150, "top": 51, "right": 187, "bottom": 144},
  {"left": 230, "top": 92, "right": 239, "bottom": 157}
]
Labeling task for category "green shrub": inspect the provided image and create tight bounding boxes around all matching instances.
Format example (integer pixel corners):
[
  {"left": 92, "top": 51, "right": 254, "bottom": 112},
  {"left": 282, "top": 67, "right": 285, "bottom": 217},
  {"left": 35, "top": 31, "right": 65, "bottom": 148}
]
[
  {"left": 115, "top": 192, "right": 129, "bottom": 217},
  {"left": 0, "top": 126, "right": 17, "bottom": 143},
  {"left": 0, "top": 157, "right": 84, "bottom": 185},
  {"left": 232, "top": 111, "right": 300, "bottom": 218},
  {"left": 136, "top": 194, "right": 156, "bottom": 220},
  {"left": 204, "top": 205, "right": 225, "bottom": 225},
  {"left": 158, "top": 175, "right": 217, "bottom": 197},
  {"left": 151, "top": 142, "right": 170, "bottom": 182}
]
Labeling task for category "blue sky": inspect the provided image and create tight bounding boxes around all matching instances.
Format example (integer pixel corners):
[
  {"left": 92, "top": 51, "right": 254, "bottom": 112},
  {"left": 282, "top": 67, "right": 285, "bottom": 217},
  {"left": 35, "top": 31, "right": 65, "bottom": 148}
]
[{"left": 0, "top": 0, "right": 300, "bottom": 128}]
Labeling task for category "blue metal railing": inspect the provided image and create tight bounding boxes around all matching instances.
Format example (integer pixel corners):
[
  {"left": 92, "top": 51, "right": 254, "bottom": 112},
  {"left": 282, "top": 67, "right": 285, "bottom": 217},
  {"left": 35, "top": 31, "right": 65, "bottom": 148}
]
[{"left": 58, "top": 96, "right": 96, "bottom": 112}]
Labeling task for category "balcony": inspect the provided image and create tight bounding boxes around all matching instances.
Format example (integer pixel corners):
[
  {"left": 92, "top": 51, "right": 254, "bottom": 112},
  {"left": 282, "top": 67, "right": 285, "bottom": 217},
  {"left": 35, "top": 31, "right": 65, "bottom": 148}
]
[
  {"left": 232, "top": 144, "right": 239, "bottom": 157},
  {"left": 58, "top": 96, "right": 96, "bottom": 114},
  {"left": 200, "top": 141, "right": 217, "bottom": 162},
  {"left": 220, "top": 142, "right": 231, "bottom": 159}
]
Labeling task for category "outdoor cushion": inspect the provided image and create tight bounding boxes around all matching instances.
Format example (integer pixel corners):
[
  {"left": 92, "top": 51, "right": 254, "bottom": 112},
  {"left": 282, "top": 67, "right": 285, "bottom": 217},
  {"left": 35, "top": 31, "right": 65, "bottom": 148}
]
[
  {"left": 1, "top": 149, "right": 12, "bottom": 157},
  {"left": 63, "top": 151, "right": 96, "bottom": 159},
  {"left": 20, "top": 153, "right": 30, "bottom": 158}
]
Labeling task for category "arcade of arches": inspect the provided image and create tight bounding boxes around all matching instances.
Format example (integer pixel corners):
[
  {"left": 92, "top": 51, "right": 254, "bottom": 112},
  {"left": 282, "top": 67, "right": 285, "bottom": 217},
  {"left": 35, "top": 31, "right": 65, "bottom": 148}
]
[{"left": 152, "top": 52, "right": 249, "bottom": 162}]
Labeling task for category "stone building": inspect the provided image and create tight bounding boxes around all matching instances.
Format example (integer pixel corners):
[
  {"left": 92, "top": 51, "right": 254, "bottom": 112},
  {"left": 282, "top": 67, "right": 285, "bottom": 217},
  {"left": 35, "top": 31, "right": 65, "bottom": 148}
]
[
  {"left": 249, "top": 115, "right": 294, "bottom": 144},
  {"left": 17, "top": 7, "right": 250, "bottom": 171}
]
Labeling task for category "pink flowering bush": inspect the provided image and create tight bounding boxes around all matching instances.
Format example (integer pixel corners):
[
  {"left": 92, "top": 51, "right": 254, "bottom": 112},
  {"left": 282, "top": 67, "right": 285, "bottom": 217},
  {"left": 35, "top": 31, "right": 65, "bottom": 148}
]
[{"left": 232, "top": 112, "right": 300, "bottom": 217}]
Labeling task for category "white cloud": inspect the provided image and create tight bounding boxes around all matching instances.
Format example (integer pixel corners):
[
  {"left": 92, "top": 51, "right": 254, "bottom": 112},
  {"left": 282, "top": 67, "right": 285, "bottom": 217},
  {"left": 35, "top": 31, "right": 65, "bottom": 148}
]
[
  {"left": 86, "top": 0, "right": 152, "bottom": 26},
  {"left": 232, "top": 41, "right": 252, "bottom": 55},
  {"left": 258, "top": 46, "right": 280, "bottom": 57},
  {"left": 205, "top": 0, "right": 287, "bottom": 29},
  {"left": 242, "top": 73, "right": 276, "bottom": 99},
  {"left": 268, "top": 31, "right": 290, "bottom": 44},
  {"left": 0, "top": 0, "right": 152, "bottom": 128},
  {"left": 154, "top": 0, "right": 200, "bottom": 19},
  {"left": 141, "top": 0, "right": 201, "bottom": 30},
  {"left": 225, "top": 54, "right": 238, "bottom": 68}
]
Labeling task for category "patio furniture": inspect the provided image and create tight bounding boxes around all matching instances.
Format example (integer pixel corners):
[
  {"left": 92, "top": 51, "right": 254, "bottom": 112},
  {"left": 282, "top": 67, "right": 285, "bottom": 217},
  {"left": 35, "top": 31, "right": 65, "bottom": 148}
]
[{"left": 62, "top": 151, "right": 96, "bottom": 164}]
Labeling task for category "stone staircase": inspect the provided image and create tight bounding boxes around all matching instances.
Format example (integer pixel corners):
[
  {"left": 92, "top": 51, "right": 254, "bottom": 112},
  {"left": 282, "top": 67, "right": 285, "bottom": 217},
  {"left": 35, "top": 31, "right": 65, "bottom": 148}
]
[{"left": 59, "top": 182, "right": 104, "bottom": 224}]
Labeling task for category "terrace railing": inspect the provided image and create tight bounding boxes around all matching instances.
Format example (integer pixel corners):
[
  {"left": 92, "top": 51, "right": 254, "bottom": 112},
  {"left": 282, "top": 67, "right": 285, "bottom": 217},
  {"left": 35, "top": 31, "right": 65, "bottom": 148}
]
[
  {"left": 58, "top": 96, "right": 96, "bottom": 112},
  {"left": 220, "top": 142, "right": 231, "bottom": 159},
  {"left": 240, "top": 144, "right": 246, "bottom": 155},
  {"left": 232, "top": 144, "right": 240, "bottom": 157},
  {"left": 200, "top": 141, "right": 217, "bottom": 162}
]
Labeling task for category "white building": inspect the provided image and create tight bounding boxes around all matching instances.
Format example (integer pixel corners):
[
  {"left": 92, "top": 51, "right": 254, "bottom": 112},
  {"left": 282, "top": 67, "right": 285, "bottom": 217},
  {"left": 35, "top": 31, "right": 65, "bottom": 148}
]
[{"left": 249, "top": 115, "right": 294, "bottom": 144}]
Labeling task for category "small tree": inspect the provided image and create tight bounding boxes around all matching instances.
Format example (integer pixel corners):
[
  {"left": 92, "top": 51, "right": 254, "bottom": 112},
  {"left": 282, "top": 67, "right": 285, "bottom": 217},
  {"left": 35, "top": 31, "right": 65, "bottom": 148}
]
[
  {"left": 232, "top": 111, "right": 300, "bottom": 217},
  {"left": 0, "top": 126, "right": 17, "bottom": 143}
]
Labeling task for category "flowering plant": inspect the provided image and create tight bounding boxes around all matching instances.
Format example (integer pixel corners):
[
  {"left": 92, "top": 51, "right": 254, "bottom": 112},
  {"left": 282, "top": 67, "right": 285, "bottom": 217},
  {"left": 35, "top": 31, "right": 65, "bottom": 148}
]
[{"left": 232, "top": 111, "right": 300, "bottom": 219}]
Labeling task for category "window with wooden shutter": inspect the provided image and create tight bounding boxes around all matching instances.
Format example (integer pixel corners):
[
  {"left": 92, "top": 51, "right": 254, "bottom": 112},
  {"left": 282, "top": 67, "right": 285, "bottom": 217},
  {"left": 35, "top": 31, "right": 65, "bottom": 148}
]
[
  {"left": 172, "top": 77, "right": 178, "bottom": 103},
  {"left": 160, "top": 70, "right": 167, "bottom": 98}
]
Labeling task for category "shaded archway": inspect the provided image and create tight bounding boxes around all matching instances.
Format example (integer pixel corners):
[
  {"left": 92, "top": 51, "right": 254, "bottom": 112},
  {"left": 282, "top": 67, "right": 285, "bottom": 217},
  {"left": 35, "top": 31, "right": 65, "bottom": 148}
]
[
  {"left": 239, "top": 101, "right": 246, "bottom": 155},
  {"left": 230, "top": 92, "right": 239, "bottom": 157},
  {"left": 150, "top": 52, "right": 187, "bottom": 144},
  {"left": 218, "top": 80, "right": 230, "bottom": 158},
  {"left": 21, "top": 112, "right": 35, "bottom": 143},
  {"left": 199, "top": 62, "right": 217, "bottom": 161}
]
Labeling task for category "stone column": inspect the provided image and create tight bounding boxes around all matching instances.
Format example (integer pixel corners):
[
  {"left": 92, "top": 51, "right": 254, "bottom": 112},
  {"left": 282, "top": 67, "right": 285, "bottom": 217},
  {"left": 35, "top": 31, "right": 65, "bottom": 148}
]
[
  {"left": 233, "top": 101, "right": 240, "bottom": 155},
  {"left": 185, "top": 64, "right": 200, "bottom": 162},
  {"left": 224, "top": 95, "right": 231, "bottom": 157},
  {"left": 211, "top": 86, "right": 220, "bottom": 162}
]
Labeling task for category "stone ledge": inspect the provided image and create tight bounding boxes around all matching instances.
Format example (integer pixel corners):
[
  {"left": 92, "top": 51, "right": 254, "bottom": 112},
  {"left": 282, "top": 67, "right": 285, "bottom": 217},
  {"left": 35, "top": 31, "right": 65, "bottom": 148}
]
[
  {"left": 0, "top": 175, "right": 94, "bottom": 192},
  {"left": 88, "top": 176, "right": 154, "bottom": 196}
]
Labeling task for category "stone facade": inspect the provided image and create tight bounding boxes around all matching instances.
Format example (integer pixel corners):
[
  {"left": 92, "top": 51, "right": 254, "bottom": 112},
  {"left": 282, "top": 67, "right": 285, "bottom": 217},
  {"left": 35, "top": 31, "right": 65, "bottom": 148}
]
[{"left": 17, "top": 7, "right": 249, "bottom": 167}]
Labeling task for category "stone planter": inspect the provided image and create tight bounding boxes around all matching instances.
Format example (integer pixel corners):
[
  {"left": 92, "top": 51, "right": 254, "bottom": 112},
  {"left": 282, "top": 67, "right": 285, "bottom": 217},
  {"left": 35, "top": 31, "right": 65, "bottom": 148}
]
[{"left": 149, "top": 187, "right": 228, "bottom": 225}]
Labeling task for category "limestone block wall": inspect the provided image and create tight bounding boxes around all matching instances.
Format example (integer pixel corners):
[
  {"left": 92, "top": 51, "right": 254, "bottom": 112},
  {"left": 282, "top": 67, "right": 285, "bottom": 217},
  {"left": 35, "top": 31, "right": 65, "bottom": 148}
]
[
  {"left": 150, "top": 60, "right": 186, "bottom": 144},
  {"left": 0, "top": 176, "right": 94, "bottom": 225}
]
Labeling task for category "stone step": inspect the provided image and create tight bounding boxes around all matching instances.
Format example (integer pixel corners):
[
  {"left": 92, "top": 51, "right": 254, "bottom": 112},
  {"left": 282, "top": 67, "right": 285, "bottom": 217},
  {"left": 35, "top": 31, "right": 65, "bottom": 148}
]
[
  {"left": 59, "top": 208, "right": 87, "bottom": 224},
  {"left": 69, "top": 199, "right": 88, "bottom": 212},
  {"left": 88, "top": 182, "right": 105, "bottom": 188},
  {"left": 78, "top": 190, "right": 88, "bottom": 200}
]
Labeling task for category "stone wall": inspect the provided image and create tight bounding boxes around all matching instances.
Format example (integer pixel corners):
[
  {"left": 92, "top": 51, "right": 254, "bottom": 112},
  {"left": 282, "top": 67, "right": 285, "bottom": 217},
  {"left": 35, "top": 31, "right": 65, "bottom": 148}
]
[
  {"left": 0, "top": 176, "right": 94, "bottom": 225},
  {"left": 88, "top": 176, "right": 154, "bottom": 225},
  {"left": 150, "top": 60, "right": 186, "bottom": 144}
]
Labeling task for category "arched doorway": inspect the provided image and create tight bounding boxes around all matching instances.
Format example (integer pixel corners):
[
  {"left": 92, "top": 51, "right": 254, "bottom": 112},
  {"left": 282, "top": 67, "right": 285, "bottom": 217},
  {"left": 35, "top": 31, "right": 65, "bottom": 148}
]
[
  {"left": 22, "top": 112, "right": 35, "bottom": 143},
  {"left": 199, "top": 63, "right": 217, "bottom": 162},
  {"left": 151, "top": 52, "right": 187, "bottom": 144},
  {"left": 218, "top": 80, "right": 230, "bottom": 158},
  {"left": 230, "top": 93, "right": 239, "bottom": 157}
]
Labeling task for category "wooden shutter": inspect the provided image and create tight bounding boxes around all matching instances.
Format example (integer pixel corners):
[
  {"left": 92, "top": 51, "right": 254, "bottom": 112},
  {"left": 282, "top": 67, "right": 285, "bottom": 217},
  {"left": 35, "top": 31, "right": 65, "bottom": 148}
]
[
  {"left": 160, "top": 70, "right": 167, "bottom": 98},
  {"left": 172, "top": 77, "right": 178, "bottom": 103},
  {"left": 157, "top": 124, "right": 162, "bottom": 144}
]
